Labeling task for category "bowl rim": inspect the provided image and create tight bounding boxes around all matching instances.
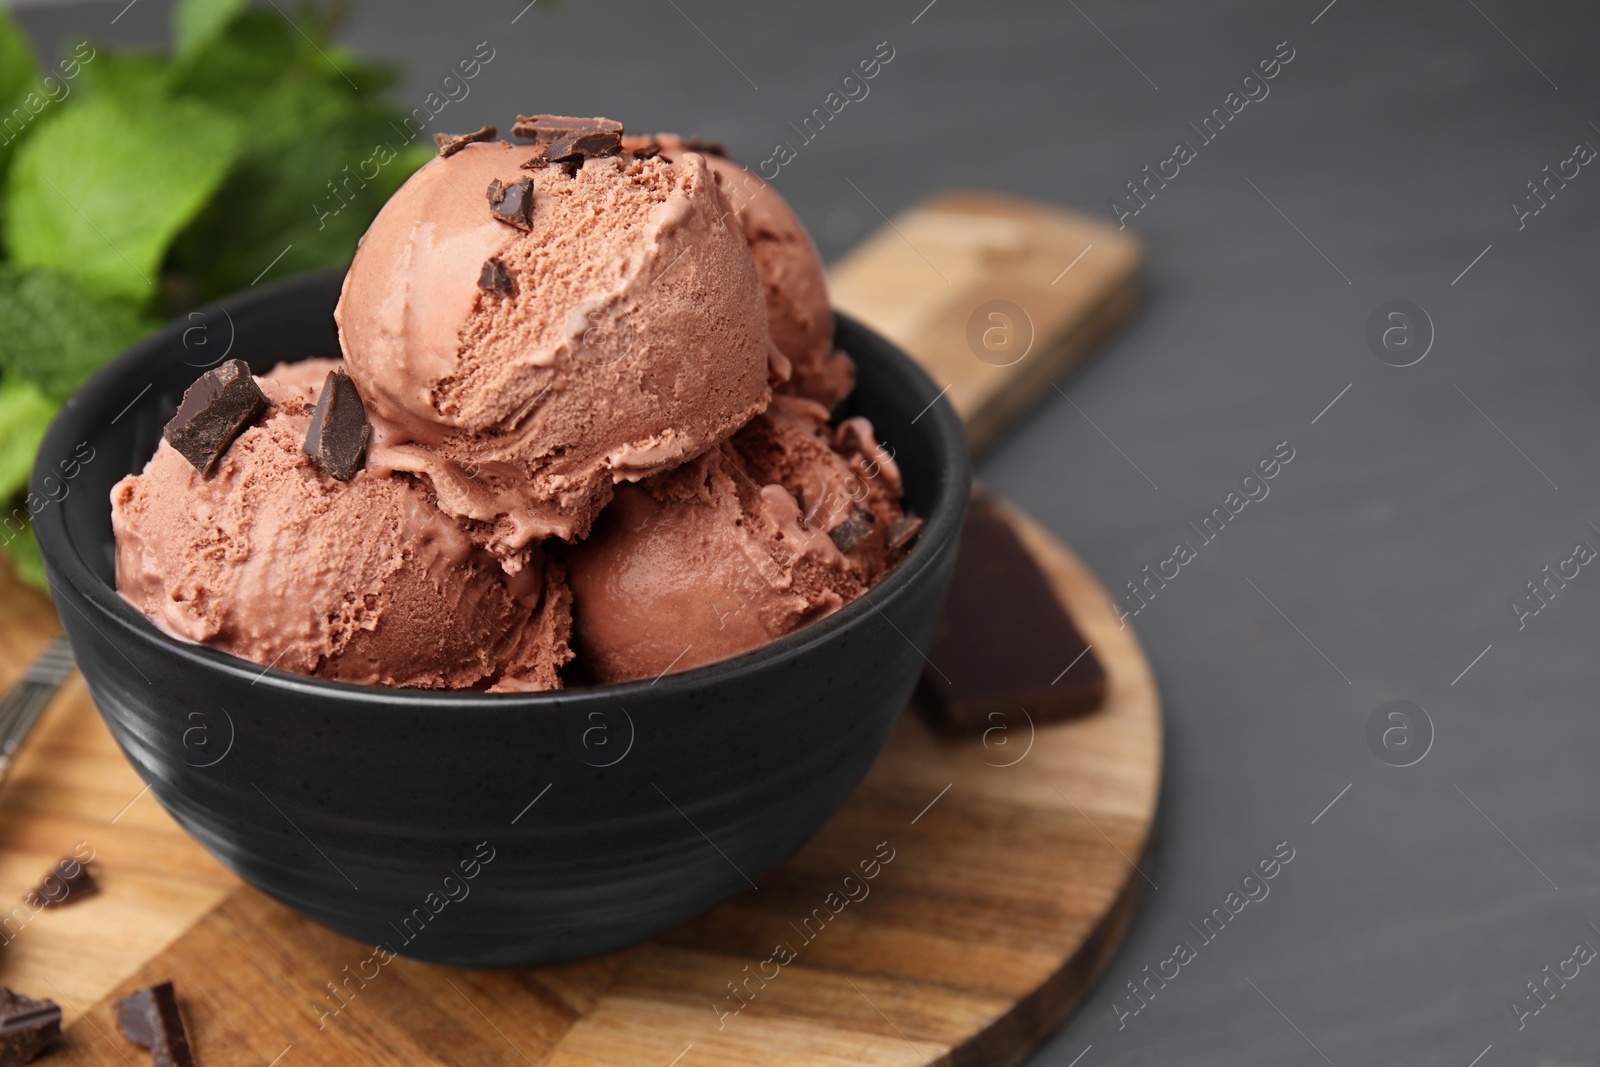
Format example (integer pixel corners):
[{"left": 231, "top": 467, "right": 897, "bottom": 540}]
[{"left": 32, "top": 267, "right": 972, "bottom": 712}]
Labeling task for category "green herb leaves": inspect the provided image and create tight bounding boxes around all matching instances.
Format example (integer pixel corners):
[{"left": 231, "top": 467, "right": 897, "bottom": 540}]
[{"left": 5, "top": 96, "right": 244, "bottom": 301}]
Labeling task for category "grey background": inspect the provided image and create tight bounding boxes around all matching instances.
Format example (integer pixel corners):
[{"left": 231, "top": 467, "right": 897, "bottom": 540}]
[{"left": 18, "top": 0, "right": 1600, "bottom": 1063}]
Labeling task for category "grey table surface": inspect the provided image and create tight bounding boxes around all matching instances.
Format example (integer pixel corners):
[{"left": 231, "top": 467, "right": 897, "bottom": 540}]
[{"left": 19, "top": 0, "right": 1600, "bottom": 1062}]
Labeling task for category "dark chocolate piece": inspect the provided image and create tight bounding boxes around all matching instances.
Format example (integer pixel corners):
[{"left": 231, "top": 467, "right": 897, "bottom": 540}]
[
  {"left": 162, "top": 359, "right": 267, "bottom": 477},
  {"left": 486, "top": 177, "right": 534, "bottom": 230},
  {"left": 680, "top": 136, "right": 728, "bottom": 157},
  {"left": 829, "top": 508, "right": 874, "bottom": 553},
  {"left": 0, "top": 986, "right": 61, "bottom": 1065},
  {"left": 916, "top": 491, "right": 1107, "bottom": 735},
  {"left": 545, "top": 127, "right": 622, "bottom": 162},
  {"left": 478, "top": 257, "right": 516, "bottom": 296},
  {"left": 886, "top": 513, "right": 924, "bottom": 552},
  {"left": 114, "top": 982, "right": 194, "bottom": 1067},
  {"left": 511, "top": 114, "right": 623, "bottom": 143},
  {"left": 433, "top": 124, "right": 497, "bottom": 157},
  {"left": 632, "top": 141, "right": 662, "bottom": 160},
  {"left": 303, "top": 369, "right": 371, "bottom": 481},
  {"left": 23, "top": 855, "right": 97, "bottom": 910}
]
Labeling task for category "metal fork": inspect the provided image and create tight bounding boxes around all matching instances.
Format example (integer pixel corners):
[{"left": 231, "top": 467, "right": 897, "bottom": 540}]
[{"left": 0, "top": 635, "right": 75, "bottom": 784}]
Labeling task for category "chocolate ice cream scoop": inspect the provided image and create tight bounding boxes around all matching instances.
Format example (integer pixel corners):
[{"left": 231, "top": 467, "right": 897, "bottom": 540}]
[
  {"left": 567, "top": 396, "right": 906, "bottom": 682},
  {"left": 111, "top": 361, "right": 573, "bottom": 691},
  {"left": 335, "top": 136, "right": 773, "bottom": 553}
]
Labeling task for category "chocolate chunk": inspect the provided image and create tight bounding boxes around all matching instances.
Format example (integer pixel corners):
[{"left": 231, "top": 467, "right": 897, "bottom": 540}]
[
  {"left": 478, "top": 257, "right": 516, "bottom": 296},
  {"left": 916, "top": 492, "right": 1107, "bottom": 735},
  {"left": 511, "top": 114, "right": 623, "bottom": 143},
  {"left": 433, "top": 124, "right": 497, "bottom": 157},
  {"left": 680, "top": 136, "right": 728, "bottom": 157},
  {"left": 829, "top": 508, "right": 875, "bottom": 553},
  {"left": 114, "top": 982, "right": 194, "bottom": 1067},
  {"left": 886, "top": 513, "right": 924, "bottom": 552},
  {"left": 23, "top": 855, "right": 97, "bottom": 910},
  {"left": 303, "top": 369, "right": 371, "bottom": 481},
  {"left": 632, "top": 141, "right": 662, "bottom": 160},
  {"left": 545, "top": 127, "right": 622, "bottom": 162},
  {"left": 486, "top": 177, "right": 534, "bottom": 230},
  {"left": 163, "top": 359, "right": 267, "bottom": 477},
  {"left": 0, "top": 986, "right": 61, "bottom": 1065}
]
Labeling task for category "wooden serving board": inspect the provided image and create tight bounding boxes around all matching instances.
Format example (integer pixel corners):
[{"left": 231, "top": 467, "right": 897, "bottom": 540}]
[
  {"left": 829, "top": 190, "right": 1142, "bottom": 453},
  {"left": 0, "top": 192, "right": 1155, "bottom": 1066}
]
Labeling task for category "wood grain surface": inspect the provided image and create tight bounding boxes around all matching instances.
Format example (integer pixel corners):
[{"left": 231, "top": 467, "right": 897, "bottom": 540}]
[{"left": 828, "top": 191, "right": 1141, "bottom": 454}]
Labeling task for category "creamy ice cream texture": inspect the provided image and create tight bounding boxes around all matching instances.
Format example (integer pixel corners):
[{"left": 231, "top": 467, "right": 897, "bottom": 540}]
[
  {"left": 337, "top": 138, "right": 771, "bottom": 554},
  {"left": 622, "top": 134, "right": 855, "bottom": 408},
  {"left": 112, "top": 361, "right": 573, "bottom": 690},
  {"left": 111, "top": 117, "right": 915, "bottom": 690},
  {"left": 567, "top": 396, "right": 904, "bottom": 684}
]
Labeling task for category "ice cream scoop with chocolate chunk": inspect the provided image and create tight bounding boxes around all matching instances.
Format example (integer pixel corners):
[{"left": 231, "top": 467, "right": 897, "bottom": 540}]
[
  {"left": 335, "top": 124, "right": 774, "bottom": 556},
  {"left": 112, "top": 360, "right": 572, "bottom": 690},
  {"left": 566, "top": 395, "right": 908, "bottom": 683}
]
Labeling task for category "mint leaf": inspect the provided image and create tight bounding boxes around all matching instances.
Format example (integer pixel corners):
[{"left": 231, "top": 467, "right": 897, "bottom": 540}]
[
  {"left": 4, "top": 94, "right": 244, "bottom": 301},
  {"left": 0, "top": 377, "right": 57, "bottom": 502},
  {"left": 170, "top": 10, "right": 298, "bottom": 112},
  {"left": 0, "top": 5, "right": 42, "bottom": 179},
  {"left": 0, "top": 522, "right": 48, "bottom": 591},
  {"left": 0, "top": 266, "right": 154, "bottom": 400},
  {"left": 173, "top": 0, "right": 250, "bottom": 60},
  {"left": 75, "top": 49, "right": 173, "bottom": 111}
]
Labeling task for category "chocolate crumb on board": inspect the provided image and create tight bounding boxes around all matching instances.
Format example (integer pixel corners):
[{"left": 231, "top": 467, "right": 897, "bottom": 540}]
[
  {"left": 478, "top": 257, "right": 516, "bottom": 297},
  {"left": 114, "top": 982, "right": 195, "bottom": 1067},
  {"left": 23, "top": 855, "right": 98, "bottom": 909},
  {"left": 433, "top": 125, "right": 497, "bottom": 157},
  {"left": 303, "top": 369, "right": 371, "bottom": 481},
  {"left": 511, "top": 114, "right": 623, "bottom": 143},
  {"left": 0, "top": 986, "right": 61, "bottom": 1066},
  {"left": 162, "top": 359, "right": 268, "bottom": 477},
  {"left": 828, "top": 508, "right": 875, "bottom": 553},
  {"left": 486, "top": 177, "right": 534, "bottom": 230},
  {"left": 915, "top": 491, "right": 1107, "bottom": 735},
  {"left": 545, "top": 127, "right": 623, "bottom": 162}
]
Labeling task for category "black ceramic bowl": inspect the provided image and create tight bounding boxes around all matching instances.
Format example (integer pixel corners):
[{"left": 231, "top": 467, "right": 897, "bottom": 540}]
[{"left": 31, "top": 268, "right": 970, "bottom": 967}]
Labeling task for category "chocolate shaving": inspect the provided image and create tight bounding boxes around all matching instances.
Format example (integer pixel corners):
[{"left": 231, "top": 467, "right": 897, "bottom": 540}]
[
  {"left": 162, "top": 359, "right": 267, "bottom": 477},
  {"left": 114, "top": 982, "right": 195, "bottom": 1067},
  {"left": 478, "top": 257, "right": 516, "bottom": 296},
  {"left": 545, "top": 127, "right": 622, "bottom": 162},
  {"left": 915, "top": 492, "right": 1107, "bottom": 735},
  {"left": 303, "top": 369, "right": 371, "bottom": 481},
  {"left": 511, "top": 114, "right": 623, "bottom": 143},
  {"left": 486, "top": 177, "right": 534, "bottom": 230},
  {"left": 886, "top": 513, "right": 924, "bottom": 552},
  {"left": 23, "top": 855, "right": 98, "bottom": 910},
  {"left": 433, "top": 125, "right": 497, "bottom": 157},
  {"left": 0, "top": 986, "right": 60, "bottom": 1066},
  {"left": 829, "top": 508, "right": 875, "bottom": 553}
]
